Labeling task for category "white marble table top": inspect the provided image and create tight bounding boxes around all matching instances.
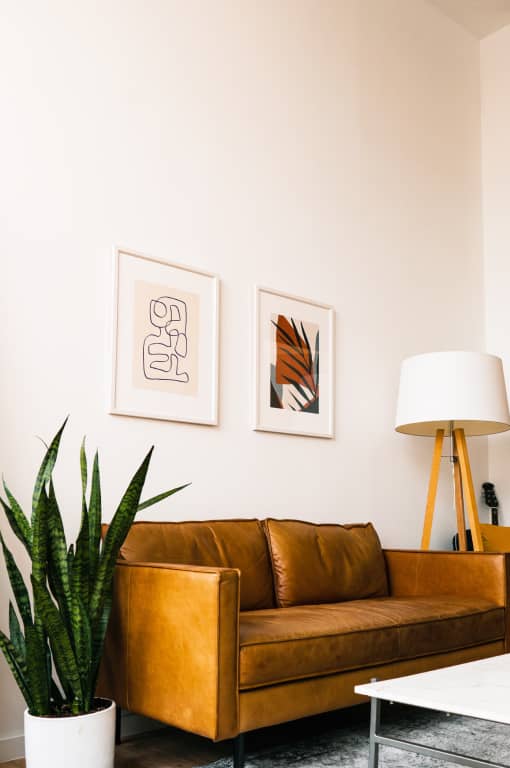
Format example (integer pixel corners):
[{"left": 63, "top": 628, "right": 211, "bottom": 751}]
[{"left": 355, "top": 654, "right": 510, "bottom": 725}]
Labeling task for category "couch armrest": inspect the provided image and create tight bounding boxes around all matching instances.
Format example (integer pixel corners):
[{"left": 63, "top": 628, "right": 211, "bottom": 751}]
[
  {"left": 384, "top": 549, "right": 509, "bottom": 606},
  {"left": 97, "top": 561, "right": 240, "bottom": 741}
]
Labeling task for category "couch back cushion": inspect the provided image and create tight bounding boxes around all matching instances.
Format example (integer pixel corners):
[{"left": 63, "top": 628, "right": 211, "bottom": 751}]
[
  {"left": 118, "top": 519, "right": 274, "bottom": 610},
  {"left": 264, "top": 519, "right": 388, "bottom": 607}
]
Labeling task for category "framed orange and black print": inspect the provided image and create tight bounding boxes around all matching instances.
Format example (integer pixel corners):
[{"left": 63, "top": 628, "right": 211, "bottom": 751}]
[{"left": 253, "top": 286, "right": 334, "bottom": 438}]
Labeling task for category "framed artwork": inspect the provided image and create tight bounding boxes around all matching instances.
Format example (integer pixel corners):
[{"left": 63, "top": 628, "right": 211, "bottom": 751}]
[
  {"left": 109, "top": 247, "right": 219, "bottom": 425},
  {"left": 253, "top": 286, "right": 334, "bottom": 438}
]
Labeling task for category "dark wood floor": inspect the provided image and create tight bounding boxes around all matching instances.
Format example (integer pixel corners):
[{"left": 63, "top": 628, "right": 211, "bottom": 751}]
[{"left": 0, "top": 706, "right": 368, "bottom": 767}]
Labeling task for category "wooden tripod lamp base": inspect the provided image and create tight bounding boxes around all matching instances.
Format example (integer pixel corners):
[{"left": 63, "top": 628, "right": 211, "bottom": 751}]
[
  {"left": 396, "top": 351, "right": 510, "bottom": 551},
  {"left": 421, "top": 427, "right": 483, "bottom": 552}
]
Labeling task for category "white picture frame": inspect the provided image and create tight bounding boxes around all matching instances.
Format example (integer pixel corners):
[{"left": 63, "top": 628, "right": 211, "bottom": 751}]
[
  {"left": 253, "top": 286, "right": 335, "bottom": 438},
  {"left": 109, "top": 246, "right": 219, "bottom": 425}
]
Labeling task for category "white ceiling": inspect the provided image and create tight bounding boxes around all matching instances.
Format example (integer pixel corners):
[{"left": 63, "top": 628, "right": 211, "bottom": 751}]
[{"left": 427, "top": 0, "right": 510, "bottom": 38}]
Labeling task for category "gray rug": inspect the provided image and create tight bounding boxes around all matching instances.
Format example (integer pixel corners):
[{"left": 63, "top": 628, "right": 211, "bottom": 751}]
[{"left": 200, "top": 704, "right": 510, "bottom": 767}]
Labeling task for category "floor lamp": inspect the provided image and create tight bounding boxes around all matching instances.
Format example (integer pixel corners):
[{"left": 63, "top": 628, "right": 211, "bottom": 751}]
[{"left": 395, "top": 351, "right": 510, "bottom": 552}]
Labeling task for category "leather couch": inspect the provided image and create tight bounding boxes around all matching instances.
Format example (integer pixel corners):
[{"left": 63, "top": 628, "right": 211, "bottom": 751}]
[{"left": 99, "top": 519, "right": 510, "bottom": 766}]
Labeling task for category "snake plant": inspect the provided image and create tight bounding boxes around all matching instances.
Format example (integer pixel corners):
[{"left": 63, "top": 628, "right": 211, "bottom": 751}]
[{"left": 0, "top": 418, "right": 188, "bottom": 716}]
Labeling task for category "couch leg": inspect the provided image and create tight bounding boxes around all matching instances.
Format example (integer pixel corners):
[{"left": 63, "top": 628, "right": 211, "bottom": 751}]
[
  {"left": 115, "top": 705, "right": 122, "bottom": 745},
  {"left": 233, "top": 733, "right": 245, "bottom": 768}
]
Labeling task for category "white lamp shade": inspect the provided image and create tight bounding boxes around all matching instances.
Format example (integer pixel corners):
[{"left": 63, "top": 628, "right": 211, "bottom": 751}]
[{"left": 395, "top": 351, "right": 510, "bottom": 437}]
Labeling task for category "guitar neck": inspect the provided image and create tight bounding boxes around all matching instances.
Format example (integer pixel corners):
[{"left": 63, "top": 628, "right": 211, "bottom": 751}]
[{"left": 491, "top": 508, "right": 499, "bottom": 526}]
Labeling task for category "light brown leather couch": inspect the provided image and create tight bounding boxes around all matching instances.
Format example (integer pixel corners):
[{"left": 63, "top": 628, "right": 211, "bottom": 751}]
[{"left": 99, "top": 519, "right": 510, "bottom": 767}]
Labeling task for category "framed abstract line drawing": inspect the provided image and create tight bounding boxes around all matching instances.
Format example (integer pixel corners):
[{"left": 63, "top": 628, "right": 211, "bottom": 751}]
[
  {"left": 253, "top": 286, "right": 334, "bottom": 438},
  {"left": 109, "top": 247, "right": 219, "bottom": 425}
]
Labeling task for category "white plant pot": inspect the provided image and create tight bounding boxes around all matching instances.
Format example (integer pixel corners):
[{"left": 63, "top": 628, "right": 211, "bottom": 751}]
[{"left": 24, "top": 699, "right": 115, "bottom": 768}]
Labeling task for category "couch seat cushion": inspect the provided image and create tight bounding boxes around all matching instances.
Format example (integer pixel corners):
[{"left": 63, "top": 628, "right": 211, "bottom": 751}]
[{"left": 239, "top": 596, "right": 504, "bottom": 689}]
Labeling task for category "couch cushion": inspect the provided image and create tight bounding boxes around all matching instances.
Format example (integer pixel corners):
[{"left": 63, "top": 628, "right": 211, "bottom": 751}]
[
  {"left": 264, "top": 519, "right": 388, "bottom": 607},
  {"left": 119, "top": 520, "right": 274, "bottom": 610},
  {"left": 238, "top": 596, "right": 504, "bottom": 689}
]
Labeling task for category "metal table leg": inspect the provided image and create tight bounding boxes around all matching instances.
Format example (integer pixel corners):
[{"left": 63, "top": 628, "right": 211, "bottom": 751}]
[{"left": 368, "top": 697, "right": 381, "bottom": 768}]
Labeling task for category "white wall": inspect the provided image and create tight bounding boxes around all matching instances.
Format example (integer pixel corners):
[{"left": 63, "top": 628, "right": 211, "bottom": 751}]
[
  {"left": 481, "top": 24, "right": 510, "bottom": 523},
  {"left": 0, "top": 0, "right": 485, "bottom": 755}
]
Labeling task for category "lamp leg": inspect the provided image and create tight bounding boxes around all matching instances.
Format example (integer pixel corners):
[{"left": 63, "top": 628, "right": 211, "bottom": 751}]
[
  {"left": 454, "top": 428, "right": 483, "bottom": 552},
  {"left": 421, "top": 429, "right": 444, "bottom": 549},
  {"left": 452, "top": 432, "right": 467, "bottom": 551}
]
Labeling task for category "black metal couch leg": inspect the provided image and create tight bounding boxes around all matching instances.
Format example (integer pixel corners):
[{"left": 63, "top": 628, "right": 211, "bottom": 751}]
[
  {"left": 115, "top": 705, "right": 122, "bottom": 745},
  {"left": 233, "top": 733, "right": 245, "bottom": 768}
]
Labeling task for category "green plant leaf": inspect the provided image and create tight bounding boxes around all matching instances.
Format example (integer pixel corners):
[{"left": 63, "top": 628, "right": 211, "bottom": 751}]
[
  {"left": 80, "top": 437, "right": 87, "bottom": 500},
  {"left": 0, "top": 532, "right": 32, "bottom": 627},
  {"left": 67, "top": 543, "right": 74, "bottom": 572},
  {"left": 138, "top": 482, "right": 190, "bottom": 511},
  {"left": 89, "top": 447, "right": 154, "bottom": 624},
  {"left": 0, "top": 630, "right": 33, "bottom": 711},
  {"left": 73, "top": 439, "right": 91, "bottom": 608},
  {"left": 1, "top": 482, "right": 31, "bottom": 555},
  {"left": 88, "top": 452, "right": 102, "bottom": 585},
  {"left": 50, "top": 643, "right": 74, "bottom": 704},
  {"left": 32, "top": 417, "right": 68, "bottom": 522},
  {"left": 70, "top": 590, "right": 92, "bottom": 710},
  {"left": 24, "top": 623, "right": 50, "bottom": 715},
  {"left": 9, "top": 602, "right": 26, "bottom": 660},
  {"left": 73, "top": 505, "right": 90, "bottom": 609},
  {"left": 31, "top": 576, "right": 83, "bottom": 707},
  {"left": 31, "top": 487, "right": 48, "bottom": 588},
  {"left": 46, "top": 481, "right": 72, "bottom": 635},
  {"left": 90, "top": 591, "right": 112, "bottom": 696},
  {"left": 44, "top": 642, "right": 52, "bottom": 712},
  {"left": 1, "top": 424, "right": 187, "bottom": 717}
]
